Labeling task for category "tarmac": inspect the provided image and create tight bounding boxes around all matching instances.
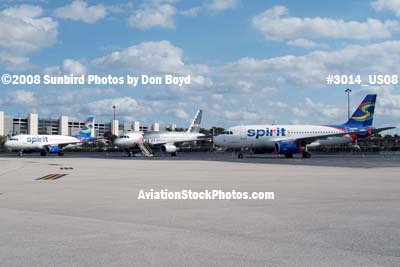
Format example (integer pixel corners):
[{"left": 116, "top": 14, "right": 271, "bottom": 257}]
[{"left": 0, "top": 152, "right": 400, "bottom": 266}]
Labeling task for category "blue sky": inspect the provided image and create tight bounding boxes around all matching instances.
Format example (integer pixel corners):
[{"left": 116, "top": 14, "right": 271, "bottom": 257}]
[{"left": 0, "top": 0, "right": 399, "bottom": 133}]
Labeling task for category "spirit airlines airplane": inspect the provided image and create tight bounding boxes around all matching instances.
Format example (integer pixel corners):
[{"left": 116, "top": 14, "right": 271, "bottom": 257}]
[
  {"left": 214, "top": 94, "right": 395, "bottom": 158},
  {"left": 4, "top": 117, "right": 95, "bottom": 157},
  {"left": 114, "top": 110, "right": 206, "bottom": 156}
]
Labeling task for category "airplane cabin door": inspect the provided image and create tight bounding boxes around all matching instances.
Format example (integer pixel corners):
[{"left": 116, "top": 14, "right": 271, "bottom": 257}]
[{"left": 240, "top": 127, "right": 247, "bottom": 140}]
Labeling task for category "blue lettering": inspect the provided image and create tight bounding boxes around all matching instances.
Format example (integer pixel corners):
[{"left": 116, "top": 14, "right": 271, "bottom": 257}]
[
  {"left": 256, "top": 129, "right": 265, "bottom": 139},
  {"left": 26, "top": 136, "right": 49, "bottom": 144},
  {"left": 247, "top": 129, "right": 255, "bottom": 137},
  {"left": 247, "top": 127, "right": 287, "bottom": 138}
]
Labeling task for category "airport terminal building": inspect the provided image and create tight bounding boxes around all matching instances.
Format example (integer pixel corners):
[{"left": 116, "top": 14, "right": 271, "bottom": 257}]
[{"left": 0, "top": 111, "right": 164, "bottom": 137}]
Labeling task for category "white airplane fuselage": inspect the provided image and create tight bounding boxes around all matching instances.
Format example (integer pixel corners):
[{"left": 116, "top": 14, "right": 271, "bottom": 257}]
[
  {"left": 213, "top": 125, "right": 354, "bottom": 149},
  {"left": 114, "top": 131, "right": 205, "bottom": 149},
  {"left": 144, "top": 131, "right": 205, "bottom": 146},
  {"left": 4, "top": 135, "right": 82, "bottom": 151}
]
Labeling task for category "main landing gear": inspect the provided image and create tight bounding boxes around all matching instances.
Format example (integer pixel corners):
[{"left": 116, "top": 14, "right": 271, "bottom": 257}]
[{"left": 302, "top": 151, "right": 311, "bottom": 158}]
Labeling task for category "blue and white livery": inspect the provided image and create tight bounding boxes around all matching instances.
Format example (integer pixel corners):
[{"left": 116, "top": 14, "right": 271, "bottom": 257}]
[
  {"left": 4, "top": 117, "right": 95, "bottom": 157},
  {"left": 213, "top": 95, "right": 395, "bottom": 158}
]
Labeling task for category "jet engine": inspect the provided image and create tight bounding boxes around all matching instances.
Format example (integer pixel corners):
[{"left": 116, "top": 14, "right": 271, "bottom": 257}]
[
  {"left": 274, "top": 141, "right": 302, "bottom": 155},
  {"left": 160, "top": 144, "right": 177, "bottom": 153},
  {"left": 47, "top": 146, "right": 61, "bottom": 153}
]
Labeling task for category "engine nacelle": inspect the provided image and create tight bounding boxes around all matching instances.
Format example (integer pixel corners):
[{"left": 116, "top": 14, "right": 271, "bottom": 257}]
[
  {"left": 275, "top": 141, "right": 302, "bottom": 155},
  {"left": 161, "top": 144, "right": 177, "bottom": 153},
  {"left": 47, "top": 146, "right": 61, "bottom": 153}
]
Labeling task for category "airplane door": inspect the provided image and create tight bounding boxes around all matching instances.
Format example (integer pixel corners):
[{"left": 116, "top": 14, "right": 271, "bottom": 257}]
[{"left": 240, "top": 127, "right": 247, "bottom": 140}]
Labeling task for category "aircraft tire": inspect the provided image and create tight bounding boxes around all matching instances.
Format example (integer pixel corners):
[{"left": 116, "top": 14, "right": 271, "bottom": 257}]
[
  {"left": 302, "top": 151, "right": 311, "bottom": 158},
  {"left": 171, "top": 152, "right": 177, "bottom": 157},
  {"left": 284, "top": 154, "right": 293, "bottom": 158},
  {"left": 238, "top": 153, "right": 243, "bottom": 159},
  {"left": 40, "top": 150, "right": 48, "bottom": 157}
]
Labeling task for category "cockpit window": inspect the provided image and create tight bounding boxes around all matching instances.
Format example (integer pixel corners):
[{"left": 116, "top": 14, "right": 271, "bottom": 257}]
[{"left": 9, "top": 138, "right": 18, "bottom": 141}]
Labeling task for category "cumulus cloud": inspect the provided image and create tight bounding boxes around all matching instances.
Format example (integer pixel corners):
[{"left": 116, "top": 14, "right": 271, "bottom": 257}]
[
  {"left": 92, "top": 40, "right": 211, "bottom": 88},
  {"left": 55, "top": 88, "right": 117, "bottom": 105},
  {"left": 0, "top": 5, "right": 58, "bottom": 55},
  {"left": 5, "top": 90, "right": 36, "bottom": 106},
  {"left": 251, "top": 5, "right": 398, "bottom": 41},
  {"left": 221, "top": 109, "right": 274, "bottom": 124},
  {"left": 44, "top": 59, "right": 87, "bottom": 76},
  {"left": 93, "top": 40, "right": 183, "bottom": 72},
  {"left": 128, "top": 4, "right": 176, "bottom": 29},
  {"left": 84, "top": 97, "right": 149, "bottom": 119},
  {"left": 174, "top": 109, "right": 189, "bottom": 119},
  {"left": 181, "top": 6, "right": 201, "bottom": 17},
  {"left": 287, "top": 38, "right": 327, "bottom": 49},
  {"left": 205, "top": 0, "right": 238, "bottom": 13},
  {"left": 217, "top": 40, "right": 400, "bottom": 91},
  {"left": 54, "top": 0, "right": 107, "bottom": 23},
  {"left": 372, "top": 0, "right": 400, "bottom": 16}
]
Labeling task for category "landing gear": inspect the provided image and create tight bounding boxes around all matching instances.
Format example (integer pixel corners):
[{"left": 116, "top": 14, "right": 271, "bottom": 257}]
[
  {"left": 238, "top": 153, "right": 243, "bottom": 159},
  {"left": 284, "top": 154, "right": 293, "bottom": 158},
  {"left": 171, "top": 152, "right": 177, "bottom": 157},
  {"left": 302, "top": 151, "right": 311, "bottom": 158},
  {"left": 40, "top": 149, "right": 48, "bottom": 157},
  {"left": 18, "top": 151, "right": 23, "bottom": 157},
  {"left": 58, "top": 151, "right": 65, "bottom": 156}
]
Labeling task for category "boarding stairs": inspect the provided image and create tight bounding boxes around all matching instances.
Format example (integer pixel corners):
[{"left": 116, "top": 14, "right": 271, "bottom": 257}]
[{"left": 138, "top": 142, "right": 154, "bottom": 157}]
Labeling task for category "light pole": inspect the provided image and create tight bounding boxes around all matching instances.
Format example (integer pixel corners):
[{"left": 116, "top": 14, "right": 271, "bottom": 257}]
[
  {"left": 112, "top": 105, "right": 116, "bottom": 137},
  {"left": 345, "top": 88, "right": 351, "bottom": 119}
]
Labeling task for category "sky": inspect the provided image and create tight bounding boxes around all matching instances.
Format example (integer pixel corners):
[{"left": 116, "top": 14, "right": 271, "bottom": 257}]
[{"left": 0, "top": 0, "right": 399, "bottom": 132}]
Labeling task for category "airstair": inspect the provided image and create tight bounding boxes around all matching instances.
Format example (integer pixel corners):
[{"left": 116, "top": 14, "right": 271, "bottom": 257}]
[{"left": 138, "top": 142, "right": 153, "bottom": 157}]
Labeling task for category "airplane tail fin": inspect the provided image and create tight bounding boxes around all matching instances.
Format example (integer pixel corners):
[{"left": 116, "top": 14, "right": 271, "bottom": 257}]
[
  {"left": 75, "top": 117, "right": 94, "bottom": 140},
  {"left": 343, "top": 94, "right": 376, "bottom": 127},
  {"left": 187, "top": 110, "right": 202, "bottom": 133}
]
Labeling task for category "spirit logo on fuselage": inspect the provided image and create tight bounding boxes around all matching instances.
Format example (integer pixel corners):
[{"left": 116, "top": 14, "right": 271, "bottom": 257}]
[
  {"left": 247, "top": 128, "right": 286, "bottom": 139},
  {"left": 27, "top": 136, "right": 49, "bottom": 144}
]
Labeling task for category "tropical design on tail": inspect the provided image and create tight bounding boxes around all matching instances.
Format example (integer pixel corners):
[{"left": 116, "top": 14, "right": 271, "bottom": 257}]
[
  {"left": 344, "top": 94, "right": 376, "bottom": 127},
  {"left": 75, "top": 117, "right": 94, "bottom": 140}
]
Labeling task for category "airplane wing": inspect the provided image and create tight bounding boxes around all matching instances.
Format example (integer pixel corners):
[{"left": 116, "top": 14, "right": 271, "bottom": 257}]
[
  {"left": 282, "top": 127, "right": 396, "bottom": 144},
  {"left": 290, "top": 131, "right": 361, "bottom": 144},
  {"left": 46, "top": 140, "right": 84, "bottom": 148},
  {"left": 370, "top": 127, "right": 396, "bottom": 133},
  {"left": 150, "top": 138, "right": 208, "bottom": 146}
]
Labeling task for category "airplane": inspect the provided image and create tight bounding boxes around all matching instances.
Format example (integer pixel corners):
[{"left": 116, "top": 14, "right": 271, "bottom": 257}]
[
  {"left": 4, "top": 117, "right": 95, "bottom": 157},
  {"left": 114, "top": 110, "right": 206, "bottom": 157},
  {"left": 213, "top": 94, "right": 396, "bottom": 158}
]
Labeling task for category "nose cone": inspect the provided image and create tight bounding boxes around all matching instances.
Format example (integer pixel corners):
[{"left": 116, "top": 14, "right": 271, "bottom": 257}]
[
  {"left": 4, "top": 140, "right": 11, "bottom": 150},
  {"left": 213, "top": 135, "right": 222, "bottom": 146},
  {"left": 113, "top": 138, "right": 122, "bottom": 147}
]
